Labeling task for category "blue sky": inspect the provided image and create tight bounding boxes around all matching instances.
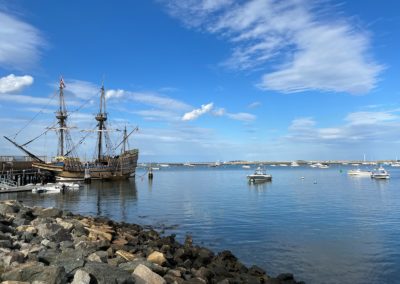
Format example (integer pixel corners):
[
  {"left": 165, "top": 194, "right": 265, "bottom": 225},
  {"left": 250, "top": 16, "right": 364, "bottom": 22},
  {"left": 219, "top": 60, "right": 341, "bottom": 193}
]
[{"left": 0, "top": 0, "right": 399, "bottom": 162}]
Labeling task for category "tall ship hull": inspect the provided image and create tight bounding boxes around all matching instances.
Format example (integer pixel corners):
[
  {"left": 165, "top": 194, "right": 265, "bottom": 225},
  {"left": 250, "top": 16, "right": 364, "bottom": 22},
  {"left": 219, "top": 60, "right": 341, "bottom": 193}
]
[
  {"left": 5, "top": 78, "right": 139, "bottom": 181},
  {"left": 32, "top": 149, "right": 138, "bottom": 180}
]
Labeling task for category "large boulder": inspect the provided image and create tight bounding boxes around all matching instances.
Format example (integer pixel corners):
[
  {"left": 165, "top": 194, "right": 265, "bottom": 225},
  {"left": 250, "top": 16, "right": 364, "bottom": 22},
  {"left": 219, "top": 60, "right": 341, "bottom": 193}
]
[
  {"left": 53, "top": 248, "right": 85, "bottom": 275},
  {"left": 132, "top": 264, "right": 166, "bottom": 284},
  {"left": 32, "top": 207, "right": 62, "bottom": 219},
  {"left": 147, "top": 251, "right": 167, "bottom": 266},
  {"left": 82, "top": 261, "right": 134, "bottom": 284},
  {"left": 71, "top": 269, "right": 91, "bottom": 284},
  {"left": 1, "top": 263, "right": 66, "bottom": 284},
  {"left": 36, "top": 223, "right": 71, "bottom": 242}
]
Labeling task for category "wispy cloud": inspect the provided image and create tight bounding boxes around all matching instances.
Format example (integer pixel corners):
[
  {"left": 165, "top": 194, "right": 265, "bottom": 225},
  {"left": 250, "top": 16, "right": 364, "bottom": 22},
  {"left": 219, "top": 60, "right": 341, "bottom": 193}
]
[
  {"left": 226, "top": 112, "right": 256, "bottom": 122},
  {"left": 106, "top": 89, "right": 191, "bottom": 111},
  {"left": 345, "top": 111, "right": 399, "bottom": 125},
  {"left": 247, "top": 101, "right": 261, "bottom": 109},
  {"left": 287, "top": 109, "right": 400, "bottom": 145},
  {"left": 164, "top": 0, "right": 383, "bottom": 94},
  {"left": 0, "top": 74, "right": 33, "bottom": 93},
  {"left": 64, "top": 79, "right": 99, "bottom": 100},
  {"left": 182, "top": 102, "right": 214, "bottom": 121},
  {"left": 0, "top": 11, "right": 46, "bottom": 70}
]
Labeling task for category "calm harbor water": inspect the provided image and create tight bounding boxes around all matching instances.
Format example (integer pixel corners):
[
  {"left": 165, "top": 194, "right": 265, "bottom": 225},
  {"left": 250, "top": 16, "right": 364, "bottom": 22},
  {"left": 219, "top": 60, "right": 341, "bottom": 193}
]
[{"left": 1, "top": 165, "right": 400, "bottom": 284}]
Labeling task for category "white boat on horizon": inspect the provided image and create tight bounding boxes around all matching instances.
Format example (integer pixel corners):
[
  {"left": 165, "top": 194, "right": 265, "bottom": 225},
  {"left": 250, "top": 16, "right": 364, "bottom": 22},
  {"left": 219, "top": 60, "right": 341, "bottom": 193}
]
[
  {"left": 371, "top": 166, "right": 390, "bottom": 179},
  {"left": 247, "top": 166, "right": 272, "bottom": 183},
  {"left": 347, "top": 168, "right": 372, "bottom": 177},
  {"left": 290, "top": 162, "right": 300, "bottom": 167},
  {"left": 242, "top": 165, "right": 251, "bottom": 169}
]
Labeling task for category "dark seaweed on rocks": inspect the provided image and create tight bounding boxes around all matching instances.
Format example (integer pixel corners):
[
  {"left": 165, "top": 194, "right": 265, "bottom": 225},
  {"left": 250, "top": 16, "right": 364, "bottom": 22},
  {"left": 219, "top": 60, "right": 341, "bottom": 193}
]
[{"left": 0, "top": 200, "right": 304, "bottom": 284}]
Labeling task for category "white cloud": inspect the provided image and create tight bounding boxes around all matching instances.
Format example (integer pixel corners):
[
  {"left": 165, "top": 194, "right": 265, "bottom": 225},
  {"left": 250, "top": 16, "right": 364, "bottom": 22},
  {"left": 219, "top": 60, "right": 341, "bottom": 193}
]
[
  {"left": 65, "top": 80, "right": 99, "bottom": 100},
  {"left": 182, "top": 102, "right": 214, "bottom": 121},
  {"left": 247, "top": 101, "right": 261, "bottom": 109},
  {"left": 287, "top": 109, "right": 400, "bottom": 145},
  {"left": 213, "top": 107, "right": 226, "bottom": 116},
  {"left": 133, "top": 109, "right": 181, "bottom": 121},
  {"left": 0, "top": 74, "right": 33, "bottom": 93},
  {"left": 164, "top": 0, "right": 382, "bottom": 94},
  {"left": 106, "top": 89, "right": 191, "bottom": 111},
  {"left": 345, "top": 111, "right": 398, "bottom": 125},
  {"left": 0, "top": 11, "right": 45, "bottom": 70},
  {"left": 226, "top": 112, "right": 256, "bottom": 122}
]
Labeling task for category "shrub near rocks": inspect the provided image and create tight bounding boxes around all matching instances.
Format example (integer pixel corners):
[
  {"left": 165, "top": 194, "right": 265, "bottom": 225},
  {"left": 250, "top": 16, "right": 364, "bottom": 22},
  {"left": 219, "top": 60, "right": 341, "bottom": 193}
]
[{"left": 0, "top": 200, "right": 304, "bottom": 284}]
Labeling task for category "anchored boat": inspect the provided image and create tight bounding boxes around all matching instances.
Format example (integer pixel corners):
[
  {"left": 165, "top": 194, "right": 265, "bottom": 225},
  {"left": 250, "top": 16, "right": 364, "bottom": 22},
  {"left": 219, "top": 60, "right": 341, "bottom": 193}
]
[
  {"left": 247, "top": 166, "right": 272, "bottom": 183},
  {"left": 5, "top": 78, "right": 139, "bottom": 181},
  {"left": 371, "top": 166, "right": 390, "bottom": 179}
]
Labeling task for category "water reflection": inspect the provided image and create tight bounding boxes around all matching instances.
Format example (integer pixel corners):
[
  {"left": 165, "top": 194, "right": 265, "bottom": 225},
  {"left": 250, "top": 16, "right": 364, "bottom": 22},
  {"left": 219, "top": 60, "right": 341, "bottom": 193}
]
[{"left": 247, "top": 181, "right": 270, "bottom": 192}]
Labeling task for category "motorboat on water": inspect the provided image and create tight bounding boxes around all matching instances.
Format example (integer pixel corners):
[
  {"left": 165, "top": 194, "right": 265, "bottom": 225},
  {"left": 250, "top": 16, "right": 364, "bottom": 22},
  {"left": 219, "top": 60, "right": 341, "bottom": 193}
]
[
  {"left": 247, "top": 166, "right": 272, "bottom": 183},
  {"left": 347, "top": 168, "right": 372, "bottom": 177},
  {"left": 371, "top": 166, "right": 390, "bottom": 179},
  {"left": 242, "top": 165, "right": 251, "bottom": 169},
  {"left": 32, "top": 184, "right": 62, "bottom": 194},
  {"left": 58, "top": 182, "right": 82, "bottom": 190},
  {"left": 32, "top": 182, "right": 82, "bottom": 193},
  {"left": 291, "top": 161, "right": 300, "bottom": 167}
]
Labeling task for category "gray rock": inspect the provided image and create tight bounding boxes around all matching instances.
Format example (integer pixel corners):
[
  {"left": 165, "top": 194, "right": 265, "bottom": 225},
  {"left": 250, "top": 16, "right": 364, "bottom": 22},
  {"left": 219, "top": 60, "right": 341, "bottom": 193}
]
[
  {"left": 0, "top": 202, "right": 19, "bottom": 216},
  {"left": 119, "top": 258, "right": 167, "bottom": 275},
  {"left": 60, "top": 240, "right": 74, "bottom": 250},
  {"left": 37, "top": 248, "right": 60, "bottom": 265},
  {"left": 108, "top": 256, "right": 125, "bottom": 267},
  {"left": 13, "top": 217, "right": 30, "bottom": 226},
  {"left": 36, "top": 223, "right": 71, "bottom": 242},
  {"left": 54, "top": 248, "right": 85, "bottom": 275},
  {"left": 87, "top": 250, "right": 108, "bottom": 263},
  {"left": 33, "top": 207, "right": 62, "bottom": 218},
  {"left": 132, "top": 264, "right": 166, "bottom": 284},
  {"left": 71, "top": 269, "right": 91, "bottom": 284},
  {"left": 0, "top": 239, "right": 13, "bottom": 248},
  {"left": 74, "top": 241, "right": 99, "bottom": 257},
  {"left": 1, "top": 263, "right": 66, "bottom": 284},
  {"left": 2, "top": 251, "right": 25, "bottom": 266},
  {"left": 82, "top": 261, "right": 135, "bottom": 284}
]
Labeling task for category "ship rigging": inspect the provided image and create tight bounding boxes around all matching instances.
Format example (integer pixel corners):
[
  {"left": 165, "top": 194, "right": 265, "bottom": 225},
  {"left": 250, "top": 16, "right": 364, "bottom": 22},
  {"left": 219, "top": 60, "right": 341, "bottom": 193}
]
[{"left": 4, "top": 78, "right": 139, "bottom": 180}]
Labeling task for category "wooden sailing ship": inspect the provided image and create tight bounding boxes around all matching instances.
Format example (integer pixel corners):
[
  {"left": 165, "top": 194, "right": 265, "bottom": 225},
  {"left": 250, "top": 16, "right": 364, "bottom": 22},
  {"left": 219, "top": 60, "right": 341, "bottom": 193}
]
[{"left": 5, "top": 78, "right": 139, "bottom": 180}]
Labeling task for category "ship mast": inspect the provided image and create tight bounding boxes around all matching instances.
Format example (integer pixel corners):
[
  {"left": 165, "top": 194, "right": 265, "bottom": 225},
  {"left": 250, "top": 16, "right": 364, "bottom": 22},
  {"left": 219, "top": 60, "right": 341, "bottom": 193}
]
[
  {"left": 122, "top": 126, "right": 127, "bottom": 153},
  {"left": 56, "top": 78, "right": 67, "bottom": 157},
  {"left": 95, "top": 84, "right": 107, "bottom": 161}
]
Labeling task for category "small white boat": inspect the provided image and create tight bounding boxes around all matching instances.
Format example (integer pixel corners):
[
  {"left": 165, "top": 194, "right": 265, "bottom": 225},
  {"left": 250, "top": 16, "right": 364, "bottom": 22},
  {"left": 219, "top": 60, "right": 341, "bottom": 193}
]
[
  {"left": 279, "top": 164, "right": 288, "bottom": 167},
  {"left": 58, "top": 182, "right": 82, "bottom": 190},
  {"left": 310, "top": 163, "right": 329, "bottom": 168},
  {"left": 159, "top": 164, "right": 169, "bottom": 168},
  {"left": 32, "top": 187, "right": 47, "bottom": 193},
  {"left": 391, "top": 162, "right": 400, "bottom": 167},
  {"left": 242, "top": 165, "right": 251, "bottom": 169},
  {"left": 290, "top": 162, "right": 300, "bottom": 167},
  {"left": 347, "top": 169, "right": 372, "bottom": 177},
  {"left": 371, "top": 166, "right": 390, "bottom": 179},
  {"left": 247, "top": 167, "right": 272, "bottom": 183}
]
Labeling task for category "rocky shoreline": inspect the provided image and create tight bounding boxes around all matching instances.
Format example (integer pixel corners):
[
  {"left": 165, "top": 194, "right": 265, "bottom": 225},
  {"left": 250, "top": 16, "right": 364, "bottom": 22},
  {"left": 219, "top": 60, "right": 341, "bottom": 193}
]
[{"left": 0, "top": 200, "right": 303, "bottom": 284}]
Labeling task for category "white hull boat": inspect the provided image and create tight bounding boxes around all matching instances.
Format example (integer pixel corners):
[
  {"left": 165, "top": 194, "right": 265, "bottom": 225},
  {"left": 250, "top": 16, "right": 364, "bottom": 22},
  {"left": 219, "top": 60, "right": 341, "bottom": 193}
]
[
  {"left": 247, "top": 167, "right": 272, "bottom": 183},
  {"left": 371, "top": 166, "right": 390, "bottom": 179},
  {"left": 347, "top": 169, "right": 372, "bottom": 177}
]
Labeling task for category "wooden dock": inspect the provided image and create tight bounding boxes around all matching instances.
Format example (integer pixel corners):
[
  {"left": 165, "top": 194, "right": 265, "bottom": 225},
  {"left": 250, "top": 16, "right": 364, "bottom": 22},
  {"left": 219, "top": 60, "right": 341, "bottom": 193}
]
[{"left": 0, "top": 184, "right": 36, "bottom": 194}]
